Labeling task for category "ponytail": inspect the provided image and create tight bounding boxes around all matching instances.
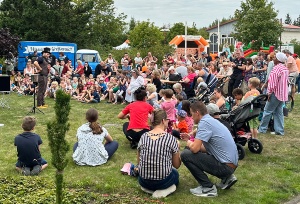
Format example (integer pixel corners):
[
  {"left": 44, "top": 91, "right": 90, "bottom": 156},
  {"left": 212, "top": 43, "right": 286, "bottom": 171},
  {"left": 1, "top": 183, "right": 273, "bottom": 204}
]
[{"left": 89, "top": 121, "right": 103, "bottom": 134}]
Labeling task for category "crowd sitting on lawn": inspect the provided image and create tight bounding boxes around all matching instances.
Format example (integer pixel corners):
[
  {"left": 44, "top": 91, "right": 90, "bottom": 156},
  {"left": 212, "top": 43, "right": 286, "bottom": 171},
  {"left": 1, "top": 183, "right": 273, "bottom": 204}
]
[{"left": 12, "top": 49, "right": 300, "bottom": 198}]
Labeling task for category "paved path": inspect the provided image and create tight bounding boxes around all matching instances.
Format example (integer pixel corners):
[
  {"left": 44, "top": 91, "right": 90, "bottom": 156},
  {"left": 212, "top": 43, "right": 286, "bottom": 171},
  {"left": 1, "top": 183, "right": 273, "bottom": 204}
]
[{"left": 285, "top": 195, "right": 300, "bottom": 204}]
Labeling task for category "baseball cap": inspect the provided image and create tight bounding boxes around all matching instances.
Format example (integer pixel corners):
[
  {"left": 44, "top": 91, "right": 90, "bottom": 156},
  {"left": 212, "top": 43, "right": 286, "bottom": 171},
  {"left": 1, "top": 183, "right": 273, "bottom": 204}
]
[
  {"left": 177, "top": 110, "right": 187, "bottom": 118},
  {"left": 293, "top": 53, "right": 298, "bottom": 58},
  {"left": 206, "top": 103, "right": 220, "bottom": 115}
]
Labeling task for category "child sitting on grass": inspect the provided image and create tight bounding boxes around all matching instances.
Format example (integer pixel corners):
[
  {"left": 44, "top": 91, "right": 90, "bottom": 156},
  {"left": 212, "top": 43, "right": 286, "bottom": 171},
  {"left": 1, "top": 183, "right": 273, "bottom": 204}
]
[
  {"left": 243, "top": 77, "right": 261, "bottom": 138},
  {"left": 14, "top": 116, "right": 48, "bottom": 176},
  {"left": 172, "top": 110, "right": 188, "bottom": 139}
]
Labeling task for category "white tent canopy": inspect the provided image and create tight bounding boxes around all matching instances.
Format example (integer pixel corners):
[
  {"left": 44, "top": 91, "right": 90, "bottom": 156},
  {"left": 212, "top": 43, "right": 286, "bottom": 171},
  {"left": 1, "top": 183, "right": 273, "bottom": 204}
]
[{"left": 113, "top": 41, "right": 130, "bottom": 50}]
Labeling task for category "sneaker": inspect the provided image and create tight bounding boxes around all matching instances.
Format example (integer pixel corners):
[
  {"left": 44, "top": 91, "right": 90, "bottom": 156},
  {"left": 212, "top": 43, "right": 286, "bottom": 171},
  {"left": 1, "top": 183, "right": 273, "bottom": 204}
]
[
  {"left": 141, "top": 186, "right": 154, "bottom": 194},
  {"left": 270, "top": 132, "right": 275, "bottom": 135},
  {"left": 37, "top": 105, "right": 47, "bottom": 109},
  {"left": 216, "top": 174, "right": 237, "bottom": 190},
  {"left": 190, "top": 185, "right": 217, "bottom": 197},
  {"left": 152, "top": 184, "right": 176, "bottom": 198},
  {"left": 21, "top": 167, "right": 31, "bottom": 176},
  {"left": 42, "top": 104, "right": 48, "bottom": 107},
  {"left": 31, "top": 165, "right": 42, "bottom": 176},
  {"left": 190, "top": 186, "right": 202, "bottom": 194}
]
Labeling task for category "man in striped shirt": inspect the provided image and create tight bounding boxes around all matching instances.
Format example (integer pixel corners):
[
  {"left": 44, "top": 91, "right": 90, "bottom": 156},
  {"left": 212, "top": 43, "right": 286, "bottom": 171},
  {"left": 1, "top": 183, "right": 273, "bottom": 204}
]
[{"left": 258, "top": 52, "right": 289, "bottom": 136}]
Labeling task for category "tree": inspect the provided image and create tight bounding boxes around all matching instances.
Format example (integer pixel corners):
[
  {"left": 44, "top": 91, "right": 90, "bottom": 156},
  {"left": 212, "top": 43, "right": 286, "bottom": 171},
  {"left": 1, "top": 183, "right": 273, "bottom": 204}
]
[
  {"left": 0, "top": 28, "right": 20, "bottom": 57},
  {"left": 233, "top": 0, "right": 283, "bottom": 50},
  {"left": 47, "top": 90, "right": 71, "bottom": 204},
  {"left": 285, "top": 13, "right": 292, "bottom": 24},
  {"left": 82, "top": 0, "right": 127, "bottom": 48},
  {"left": 165, "top": 22, "right": 200, "bottom": 43},
  {"left": 128, "top": 17, "right": 136, "bottom": 33},
  {"left": 292, "top": 15, "right": 300, "bottom": 26},
  {"left": 0, "top": 0, "right": 93, "bottom": 48},
  {"left": 129, "top": 21, "right": 164, "bottom": 49}
]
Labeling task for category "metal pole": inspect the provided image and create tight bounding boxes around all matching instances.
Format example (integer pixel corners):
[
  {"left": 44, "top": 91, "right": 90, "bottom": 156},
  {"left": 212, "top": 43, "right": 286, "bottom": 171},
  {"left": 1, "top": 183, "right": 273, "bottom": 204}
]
[
  {"left": 217, "top": 19, "right": 220, "bottom": 54},
  {"left": 185, "top": 21, "right": 187, "bottom": 60},
  {"left": 280, "top": 18, "right": 282, "bottom": 51}
]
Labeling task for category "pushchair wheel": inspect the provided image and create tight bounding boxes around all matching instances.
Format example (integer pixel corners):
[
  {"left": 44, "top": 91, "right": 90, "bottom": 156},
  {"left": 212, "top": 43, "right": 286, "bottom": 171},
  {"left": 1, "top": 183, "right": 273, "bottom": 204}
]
[
  {"left": 188, "top": 98, "right": 196, "bottom": 104},
  {"left": 248, "top": 138, "right": 263, "bottom": 154},
  {"left": 236, "top": 143, "right": 245, "bottom": 160}
]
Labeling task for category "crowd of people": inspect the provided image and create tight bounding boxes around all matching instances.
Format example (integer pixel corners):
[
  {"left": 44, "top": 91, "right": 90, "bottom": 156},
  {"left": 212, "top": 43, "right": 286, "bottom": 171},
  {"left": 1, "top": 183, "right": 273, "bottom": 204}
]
[{"left": 12, "top": 46, "right": 300, "bottom": 198}]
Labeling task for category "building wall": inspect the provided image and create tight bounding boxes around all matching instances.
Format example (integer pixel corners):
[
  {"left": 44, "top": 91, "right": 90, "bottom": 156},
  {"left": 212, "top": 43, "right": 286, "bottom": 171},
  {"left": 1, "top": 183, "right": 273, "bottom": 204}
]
[
  {"left": 208, "top": 21, "right": 236, "bottom": 37},
  {"left": 281, "top": 30, "right": 300, "bottom": 44}
]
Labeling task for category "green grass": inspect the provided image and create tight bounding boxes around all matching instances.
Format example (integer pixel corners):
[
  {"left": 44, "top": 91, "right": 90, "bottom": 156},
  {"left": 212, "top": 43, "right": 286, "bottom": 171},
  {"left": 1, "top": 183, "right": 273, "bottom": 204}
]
[{"left": 0, "top": 93, "right": 300, "bottom": 203}]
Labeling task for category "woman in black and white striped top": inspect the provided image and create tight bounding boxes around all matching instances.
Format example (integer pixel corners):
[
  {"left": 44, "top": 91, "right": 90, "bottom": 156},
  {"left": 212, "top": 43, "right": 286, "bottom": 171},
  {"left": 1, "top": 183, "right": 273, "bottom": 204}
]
[{"left": 137, "top": 109, "right": 181, "bottom": 198}]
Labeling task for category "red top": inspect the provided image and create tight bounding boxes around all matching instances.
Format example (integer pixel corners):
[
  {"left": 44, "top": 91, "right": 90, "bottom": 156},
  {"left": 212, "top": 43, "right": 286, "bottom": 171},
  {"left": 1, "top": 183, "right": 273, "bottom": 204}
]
[
  {"left": 177, "top": 120, "right": 188, "bottom": 133},
  {"left": 76, "top": 65, "right": 84, "bottom": 75},
  {"left": 122, "top": 101, "right": 154, "bottom": 130}
]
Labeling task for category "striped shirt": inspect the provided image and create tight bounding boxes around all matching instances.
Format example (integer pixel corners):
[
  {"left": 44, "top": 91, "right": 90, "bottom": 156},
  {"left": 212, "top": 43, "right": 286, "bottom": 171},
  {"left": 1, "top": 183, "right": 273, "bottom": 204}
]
[
  {"left": 138, "top": 132, "right": 179, "bottom": 180},
  {"left": 267, "top": 63, "right": 289, "bottom": 101}
]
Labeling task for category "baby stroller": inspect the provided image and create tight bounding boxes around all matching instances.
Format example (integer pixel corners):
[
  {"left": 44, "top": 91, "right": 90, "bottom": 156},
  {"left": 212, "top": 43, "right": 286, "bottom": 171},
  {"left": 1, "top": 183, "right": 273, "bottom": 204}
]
[
  {"left": 222, "top": 94, "right": 268, "bottom": 160},
  {"left": 188, "top": 75, "right": 219, "bottom": 104}
]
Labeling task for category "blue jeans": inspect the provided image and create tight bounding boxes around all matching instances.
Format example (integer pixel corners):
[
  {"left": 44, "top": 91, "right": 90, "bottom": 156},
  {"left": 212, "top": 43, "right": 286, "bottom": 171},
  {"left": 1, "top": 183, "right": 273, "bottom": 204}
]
[
  {"left": 258, "top": 93, "right": 284, "bottom": 135},
  {"left": 16, "top": 158, "right": 47, "bottom": 168},
  {"left": 138, "top": 168, "right": 179, "bottom": 191},
  {"left": 296, "top": 75, "right": 300, "bottom": 93},
  {"left": 73, "top": 141, "right": 118, "bottom": 159}
]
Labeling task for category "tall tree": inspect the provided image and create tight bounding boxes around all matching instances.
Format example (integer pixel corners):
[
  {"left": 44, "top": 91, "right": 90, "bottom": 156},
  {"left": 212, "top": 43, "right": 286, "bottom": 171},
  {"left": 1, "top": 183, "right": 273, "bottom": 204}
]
[
  {"left": 0, "top": 0, "right": 93, "bottom": 48},
  {"left": 129, "top": 21, "right": 164, "bottom": 49},
  {"left": 285, "top": 13, "right": 292, "bottom": 24},
  {"left": 47, "top": 90, "right": 71, "bottom": 204},
  {"left": 165, "top": 22, "right": 200, "bottom": 43},
  {"left": 83, "top": 0, "right": 127, "bottom": 48},
  {"left": 0, "top": 28, "right": 20, "bottom": 57},
  {"left": 128, "top": 17, "right": 136, "bottom": 33},
  {"left": 233, "top": 0, "right": 282, "bottom": 50}
]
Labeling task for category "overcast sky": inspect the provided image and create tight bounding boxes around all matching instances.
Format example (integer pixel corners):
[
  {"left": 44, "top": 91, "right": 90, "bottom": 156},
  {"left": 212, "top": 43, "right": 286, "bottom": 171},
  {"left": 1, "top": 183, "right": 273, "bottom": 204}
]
[{"left": 114, "top": 0, "right": 299, "bottom": 28}]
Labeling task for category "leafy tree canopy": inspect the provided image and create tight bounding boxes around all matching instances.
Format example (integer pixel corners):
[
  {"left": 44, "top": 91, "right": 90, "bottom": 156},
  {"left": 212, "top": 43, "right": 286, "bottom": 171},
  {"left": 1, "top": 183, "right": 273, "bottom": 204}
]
[
  {"left": 285, "top": 13, "right": 292, "bottom": 24},
  {"left": 0, "top": 28, "right": 20, "bottom": 57},
  {"left": 233, "top": 0, "right": 282, "bottom": 50},
  {"left": 129, "top": 21, "right": 164, "bottom": 49},
  {"left": 165, "top": 22, "right": 202, "bottom": 43}
]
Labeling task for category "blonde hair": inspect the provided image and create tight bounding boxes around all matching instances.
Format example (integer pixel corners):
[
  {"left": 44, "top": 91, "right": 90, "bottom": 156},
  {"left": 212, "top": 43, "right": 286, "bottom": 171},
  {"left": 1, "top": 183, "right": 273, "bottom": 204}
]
[
  {"left": 173, "top": 83, "right": 182, "bottom": 91},
  {"left": 147, "top": 83, "right": 157, "bottom": 93},
  {"left": 187, "top": 66, "right": 195, "bottom": 73},
  {"left": 51, "top": 81, "right": 58, "bottom": 86},
  {"left": 152, "top": 70, "right": 161, "bottom": 79},
  {"left": 197, "top": 77, "right": 204, "bottom": 84},
  {"left": 249, "top": 77, "right": 260, "bottom": 88}
]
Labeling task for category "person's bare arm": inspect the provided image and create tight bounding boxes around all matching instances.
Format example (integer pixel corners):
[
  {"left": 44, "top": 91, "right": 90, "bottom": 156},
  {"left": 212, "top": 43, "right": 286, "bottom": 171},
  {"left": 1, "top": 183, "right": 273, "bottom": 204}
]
[{"left": 34, "top": 61, "right": 42, "bottom": 72}]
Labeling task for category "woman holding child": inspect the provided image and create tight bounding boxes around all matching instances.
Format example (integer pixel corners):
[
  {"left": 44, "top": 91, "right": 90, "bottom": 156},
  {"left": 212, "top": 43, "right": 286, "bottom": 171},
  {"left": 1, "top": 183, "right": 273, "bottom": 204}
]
[
  {"left": 124, "top": 69, "right": 144, "bottom": 103},
  {"left": 73, "top": 108, "right": 118, "bottom": 166},
  {"left": 137, "top": 109, "right": 181, "bottom": 198}
]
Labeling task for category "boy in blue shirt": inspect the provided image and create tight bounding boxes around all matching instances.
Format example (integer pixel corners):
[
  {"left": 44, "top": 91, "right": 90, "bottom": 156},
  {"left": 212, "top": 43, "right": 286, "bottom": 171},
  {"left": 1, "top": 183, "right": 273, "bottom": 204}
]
[{"left": 15, "top": 116, "right": 48, "bottom": 176}]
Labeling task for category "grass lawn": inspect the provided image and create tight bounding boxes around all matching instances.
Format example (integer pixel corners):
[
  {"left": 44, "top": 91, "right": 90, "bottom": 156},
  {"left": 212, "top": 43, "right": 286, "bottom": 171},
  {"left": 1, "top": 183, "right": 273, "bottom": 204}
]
[{"left": 0, "top": 92, "right": 300, "bottom": 203}]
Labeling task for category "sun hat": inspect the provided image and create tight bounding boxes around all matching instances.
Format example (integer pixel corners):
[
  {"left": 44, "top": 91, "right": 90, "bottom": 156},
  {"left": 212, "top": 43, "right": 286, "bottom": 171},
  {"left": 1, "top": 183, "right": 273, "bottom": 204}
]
[
  {"left": 177, "top": 110, "right": 187, "bottom": 118},
  {"left": 276, "top": 52, "right": 287, "bottom": 63}
]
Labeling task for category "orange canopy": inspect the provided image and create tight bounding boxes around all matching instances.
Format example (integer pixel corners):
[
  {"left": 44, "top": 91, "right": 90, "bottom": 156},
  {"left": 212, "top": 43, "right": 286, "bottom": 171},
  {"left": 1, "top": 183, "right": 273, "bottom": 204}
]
[{"left": 169, "top": 35, "right": 208, "bottom": 47}]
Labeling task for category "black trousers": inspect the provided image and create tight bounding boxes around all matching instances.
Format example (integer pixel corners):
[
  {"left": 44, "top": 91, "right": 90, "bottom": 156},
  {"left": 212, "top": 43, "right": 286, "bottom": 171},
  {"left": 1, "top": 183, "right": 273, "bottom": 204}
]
[
  {"left": 228, "top": 74, "right": 243, "bottom": 96},
  {"left": 37, "top": 76, "right": 47, "bottom": 106},
  {"left": 122, "top": 122, "right": 149, "bottom": 143}
]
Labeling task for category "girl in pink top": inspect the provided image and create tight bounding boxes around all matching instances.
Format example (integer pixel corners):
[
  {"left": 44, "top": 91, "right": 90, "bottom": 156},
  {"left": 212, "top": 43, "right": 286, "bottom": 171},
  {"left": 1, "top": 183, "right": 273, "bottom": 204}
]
[
  {"left": 160, "top": 89, "right": 177, "bottom": 133},
  {"left": 181, "top": 100, "right": 195, "bottom": 141}
]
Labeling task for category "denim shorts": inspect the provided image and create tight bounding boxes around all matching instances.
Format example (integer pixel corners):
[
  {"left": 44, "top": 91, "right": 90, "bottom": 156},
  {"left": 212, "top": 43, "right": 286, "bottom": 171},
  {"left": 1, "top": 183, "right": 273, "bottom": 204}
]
[
  {"left": 16, "top": 158, "right": 47, "bottom": 168},
  {"left": 138, "top": 168, "right": 179, "bottom": 191}
]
